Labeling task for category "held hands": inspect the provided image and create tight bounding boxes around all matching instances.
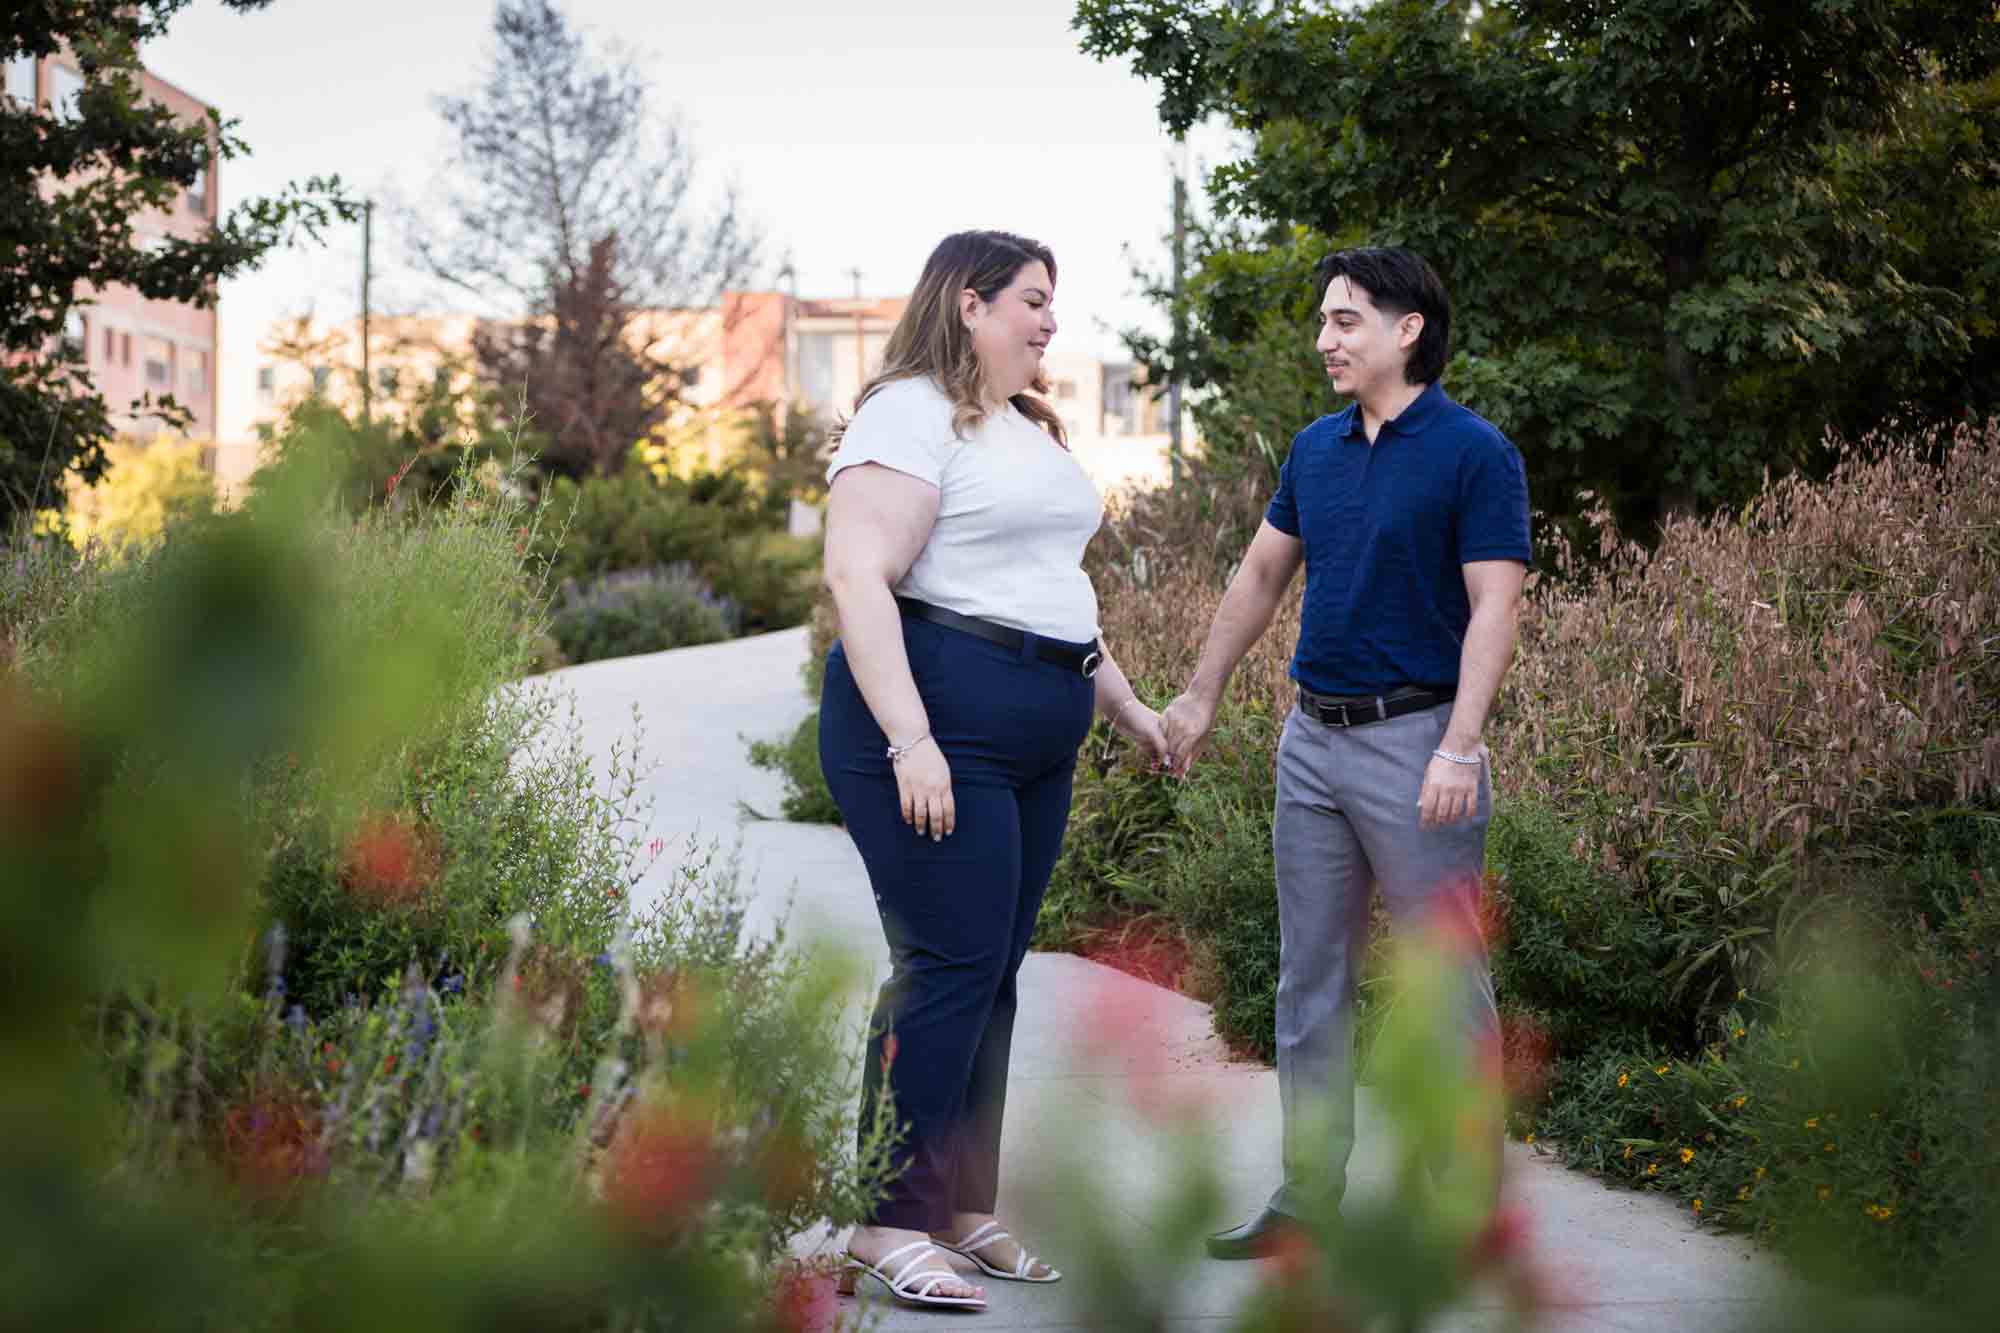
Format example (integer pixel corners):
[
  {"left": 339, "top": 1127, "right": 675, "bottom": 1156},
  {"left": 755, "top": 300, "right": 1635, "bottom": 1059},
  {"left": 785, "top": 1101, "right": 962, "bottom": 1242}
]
[
  {"left": 1112, "top": 697, "right": 1171, "bottom": 771},
  {"left": 893, "top": 736, "right": 955, "bottom": 841},
  {"left": 1160, "top": 691, "right": 1218, "bottom": 778}
]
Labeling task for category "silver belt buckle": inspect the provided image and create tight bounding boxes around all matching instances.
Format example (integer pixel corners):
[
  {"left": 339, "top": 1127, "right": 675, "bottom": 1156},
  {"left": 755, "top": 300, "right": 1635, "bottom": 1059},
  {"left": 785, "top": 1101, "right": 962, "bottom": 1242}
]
[{"left": 1079, "top": 650, "right": 1101, "bottom": 678}]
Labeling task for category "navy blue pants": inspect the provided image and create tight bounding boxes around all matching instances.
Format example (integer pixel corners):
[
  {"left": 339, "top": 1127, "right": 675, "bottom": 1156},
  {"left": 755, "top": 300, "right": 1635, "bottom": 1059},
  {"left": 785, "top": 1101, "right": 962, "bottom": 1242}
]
[{"left": 820, "top": 614, "right": 1096, "bottom": 1231}]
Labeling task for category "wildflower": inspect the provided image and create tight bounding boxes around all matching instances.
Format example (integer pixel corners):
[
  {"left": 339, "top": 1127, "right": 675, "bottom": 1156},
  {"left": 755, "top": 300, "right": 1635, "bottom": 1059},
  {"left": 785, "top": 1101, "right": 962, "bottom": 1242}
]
[
  {"left": 1823, "top": 1142, "right": 1836, "bottom": 1153},
  {"left": 1804, "top": 1117, "right": 1819, "bottom": 1130},
  {"left": 1736, "top": 988, "right": 1747, "bottom": 1000},
  {"left": 1732, "top": 1027, "right": 1746, "bottom": 1040},
  {"left": 1525, "top": 1133, "right": 1536, "bottom": 1146},
  {"left": 1788, "top": 1058, "right": 1800, "bottom": 1071},
  {"left": 1816, "top": 1185, "right": 1832, "bottom": 1203},
  {"left": 1645, "top": 1163, "right": 1659, "bottom": 1177},
  {"left": 1732, "top": 1096, "right": 1747, "bottom": 1110},
  {"left": 1754, "top": 1167, "right": 1767, "bottom": 1181},
  {"left": 1655, "top": 1064, "right": 1670, "bottom": 1076},
  {"left": 1617, "top": 1071, "right": 1629, "bottom": 1089},
  {"left": 1622, "top": 1145, "right": 1633, "bottom": 1160},
  {"left": 1864, "top": 1203, "right": 1895, "bottom": 1223},
  {"left": 1679, "top": 1148, "right": 1696, "bottom": 1165},
  {"left": 1738, "top": 1185, "right": 1751, "bottom": 1201},
  {"left": 602, "top": 1102, "right": 717, "bottom": 1235},
  {"left": 1692, "top": 1198, "right": 1703, "bottom": 1216}
]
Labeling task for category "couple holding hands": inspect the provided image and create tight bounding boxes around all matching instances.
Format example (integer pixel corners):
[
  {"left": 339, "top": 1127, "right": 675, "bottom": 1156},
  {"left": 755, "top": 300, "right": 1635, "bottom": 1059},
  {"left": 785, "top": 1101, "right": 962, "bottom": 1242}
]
[{"left": 819, "top": 231, "right": 1531, "bottom": 1311}]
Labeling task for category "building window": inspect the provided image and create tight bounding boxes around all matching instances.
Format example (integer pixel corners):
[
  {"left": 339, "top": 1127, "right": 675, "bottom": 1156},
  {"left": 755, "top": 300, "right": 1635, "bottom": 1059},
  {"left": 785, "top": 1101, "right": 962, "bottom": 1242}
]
[
  {"left": 103, "top": 326, "right": 116, "bottom": 362},
  {"left": 143, "top": 336, "right": 172, "bottom": 386},
  {"left": 120, "top": 332, "right": 132, "bottom": 367},
  {"left": 48, "top": 63, "right": 82, "bottom": 121},
  {"left": 257, "top": 366, "right": 277, "bottom": 402},
  {"left": 61, "top": 309, "right": 86, "bottom": 355},
  {"left": 681, "top": 365, "right": 702, "bottom": 390},
  {"left": 186, "top": 163, "right": 208, "bottom": 217},
  {"left": 185, "top": 349, "right": 209, "bottom": 396},
  {"left": 4, "top": 56, "right": 35, "bottom": 107},
  {"left": 375, "top": 365, "right": 399, "bottom": 395},
  {"left": 311, "top": 366, "right": 331, "bottom": 395}
]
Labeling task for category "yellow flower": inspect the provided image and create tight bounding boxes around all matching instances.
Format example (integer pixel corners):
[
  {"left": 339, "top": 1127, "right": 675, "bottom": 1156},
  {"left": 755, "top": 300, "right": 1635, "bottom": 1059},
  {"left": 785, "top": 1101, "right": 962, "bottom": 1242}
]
[
  {"left": 1736, "top": 988, "right": 1748, "bottom": 1000},
  {"left": 1788, "top": 1058, "right": 1801, "bottom": 1071},
  {"left": 1679, "top": 1147, "right": 1696, "bottom": 1164},
  {"left": 1732, "top": 1096, "right": 1747, "bottom": 1109},
  {"left": 1816, "top": 1185, "right": 1832, "bottom": 1203},
  {"left": 1646, "top": 1163, "right": 1660, "bottom": 1177},
  {"left": 1617, "top": 1071, "right": 1630, "bottom": 1089},
  {"left": 1692, "top": 1198, "right": 1704, "bottom": 1216},
  {"left": 1823, "top": 1142, "right": 1836, "bottom": 1154},
  {"left": 1804, "top": 1117, "right": 1820, "bottom": 1130},
  {"left": 1864, "top": 1203, "right": 1895, "bottom": 1222},
  {"left": 1754, "top": 1167, "right": 1767, "bottom": 1181},
  {"left": 1622, "top": 1145, "right": 1634, "bottom": 1160},
  {"left": 1526, "top": 1133, "right": 1536, "bottom": 1146},
  {"left": 1655, "top": 1064, "right": 1670, "bottom": 1076},
  {"left": 1738, "top": 1185, "right": 1751, "bottom": 1201}
]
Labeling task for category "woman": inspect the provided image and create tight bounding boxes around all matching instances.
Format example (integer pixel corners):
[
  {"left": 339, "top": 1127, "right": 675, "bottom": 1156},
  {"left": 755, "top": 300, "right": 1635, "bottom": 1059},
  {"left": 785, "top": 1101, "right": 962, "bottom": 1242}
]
[{"left": 820, "top": 230, "right": 1167, "bottom": 1311}]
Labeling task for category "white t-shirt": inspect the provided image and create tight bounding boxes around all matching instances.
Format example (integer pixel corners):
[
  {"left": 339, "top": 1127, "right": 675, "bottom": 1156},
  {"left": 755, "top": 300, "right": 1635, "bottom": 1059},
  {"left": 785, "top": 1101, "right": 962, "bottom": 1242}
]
[{"left": 826, "top": 375, "right": 1103, "bottom": 643}]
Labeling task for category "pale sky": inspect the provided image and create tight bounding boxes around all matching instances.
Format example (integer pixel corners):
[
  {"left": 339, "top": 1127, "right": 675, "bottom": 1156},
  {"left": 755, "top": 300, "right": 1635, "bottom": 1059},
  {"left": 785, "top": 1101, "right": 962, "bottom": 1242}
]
[{"left": 141, "top": 0, "right": 1237, "bottom": 440}]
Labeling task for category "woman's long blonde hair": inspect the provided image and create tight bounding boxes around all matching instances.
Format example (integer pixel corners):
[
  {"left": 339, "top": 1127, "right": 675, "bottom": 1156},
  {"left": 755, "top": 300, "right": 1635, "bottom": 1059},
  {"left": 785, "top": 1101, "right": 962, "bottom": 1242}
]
[{"left": 832, "top": 230, "right": 1068, "bottom": 449}]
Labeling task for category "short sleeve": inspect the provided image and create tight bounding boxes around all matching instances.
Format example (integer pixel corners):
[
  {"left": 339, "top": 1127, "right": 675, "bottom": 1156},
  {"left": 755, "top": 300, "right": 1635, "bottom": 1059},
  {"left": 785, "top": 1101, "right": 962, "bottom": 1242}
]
[
  {"left": 1456, "top": 432, "right": 1532, "bottom": 565},
  {"left": 826, "top": 378, "right": 958, "bottom": 488},
  {"left": 1264, "top": 432, "right": 1304, "bottom": 537}
]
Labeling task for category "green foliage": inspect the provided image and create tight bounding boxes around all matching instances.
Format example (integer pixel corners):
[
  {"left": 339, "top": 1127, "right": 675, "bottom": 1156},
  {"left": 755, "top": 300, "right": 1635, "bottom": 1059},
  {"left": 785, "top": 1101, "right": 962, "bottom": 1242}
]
[
  {"left": 1, "top": 0, "right": 355, "bottom": 522},
  {"left": 1035, "top": 715, "right": 1182, "bottom": 946},
  {"left": 1, "top": 425, "right": 886, "bottom": 1328},
  {"left": 1485, "top": 798, "right": 1685, "bottom": 1056},
  {"left": 1077, "top": 0, "right": 2000, "bottom": 530},
  {"left": 745, "top": 710, "right": 840, "bottom": 826},
  {"left": 547, "top": 565, "right": 735, "bottom": 665},
  {"left": 257, "top": 389, "right": 527, "bottom": 516},
  {"left": 535, "top": 463, "right": 820, "bottom": 635}
]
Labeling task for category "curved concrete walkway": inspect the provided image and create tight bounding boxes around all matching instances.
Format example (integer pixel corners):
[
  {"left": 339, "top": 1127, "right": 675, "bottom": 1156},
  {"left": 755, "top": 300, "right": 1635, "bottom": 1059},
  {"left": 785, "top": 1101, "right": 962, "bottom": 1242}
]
[{"left": 553, "top": 627, "right": 1786, "bottom": 1331}]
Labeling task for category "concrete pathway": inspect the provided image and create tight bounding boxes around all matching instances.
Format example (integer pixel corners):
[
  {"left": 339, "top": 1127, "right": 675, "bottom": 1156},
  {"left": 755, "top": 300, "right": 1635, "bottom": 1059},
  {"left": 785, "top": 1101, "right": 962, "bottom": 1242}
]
[{"left": 552, "top": 627, "right": 1790, "bottom": 1331}]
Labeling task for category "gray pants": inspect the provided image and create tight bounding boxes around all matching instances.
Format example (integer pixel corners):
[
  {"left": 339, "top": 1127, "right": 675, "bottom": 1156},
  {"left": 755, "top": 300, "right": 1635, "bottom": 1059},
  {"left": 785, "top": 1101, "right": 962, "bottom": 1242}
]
[{"left": 1267, "top": 700, "right": 1500, "bottom": 1218}]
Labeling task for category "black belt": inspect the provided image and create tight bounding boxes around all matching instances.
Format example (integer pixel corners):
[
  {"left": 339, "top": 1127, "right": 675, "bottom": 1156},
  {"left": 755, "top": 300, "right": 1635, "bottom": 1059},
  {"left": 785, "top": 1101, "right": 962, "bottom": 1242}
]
[
  {"left": 896, "top": 597, "right": 1102, "bottom": 677},
  {"left": 1297, "top": 684, "right": 1455, "bottom": 727}
]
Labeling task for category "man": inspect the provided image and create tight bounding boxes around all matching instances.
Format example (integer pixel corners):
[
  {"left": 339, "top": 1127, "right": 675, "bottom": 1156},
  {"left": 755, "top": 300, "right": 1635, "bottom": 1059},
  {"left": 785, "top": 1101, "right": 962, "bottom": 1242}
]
[{"left": 1161, "top": 247, "right": 1531, "bottom": 1258}]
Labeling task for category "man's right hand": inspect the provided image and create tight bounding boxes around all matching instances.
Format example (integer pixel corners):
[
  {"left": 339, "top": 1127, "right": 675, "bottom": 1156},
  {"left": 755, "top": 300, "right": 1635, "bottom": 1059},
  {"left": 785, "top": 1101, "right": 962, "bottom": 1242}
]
[{"left": 1161, "top": 692, "right": 1218, "bottom": 777}]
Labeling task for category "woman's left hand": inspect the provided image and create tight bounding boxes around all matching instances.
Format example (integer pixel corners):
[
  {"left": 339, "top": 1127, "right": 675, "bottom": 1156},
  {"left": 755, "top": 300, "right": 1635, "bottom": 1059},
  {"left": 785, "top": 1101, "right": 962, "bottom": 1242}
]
[{"left": 1115, "top": 702, "right": 1171, "bottom": 772}]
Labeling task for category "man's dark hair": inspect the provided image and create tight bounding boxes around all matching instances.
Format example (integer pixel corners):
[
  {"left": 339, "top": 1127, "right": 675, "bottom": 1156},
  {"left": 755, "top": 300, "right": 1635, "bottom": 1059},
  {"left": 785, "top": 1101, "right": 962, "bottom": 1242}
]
[{"left": 1312, "top": 247, "right": 1452, "bottom": 385}]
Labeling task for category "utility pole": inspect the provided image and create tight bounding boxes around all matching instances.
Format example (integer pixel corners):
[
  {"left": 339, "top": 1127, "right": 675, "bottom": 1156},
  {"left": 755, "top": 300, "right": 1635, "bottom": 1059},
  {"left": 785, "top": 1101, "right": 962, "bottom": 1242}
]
[
  {"left": 1168, "top": 143, "right": 1187, "bottom": 488},
  {"left": 847, "top": 266, "right": 865, "bottom": 397},
  {"left": 360, "top": 198, "right": 376, "bottom": 426}
]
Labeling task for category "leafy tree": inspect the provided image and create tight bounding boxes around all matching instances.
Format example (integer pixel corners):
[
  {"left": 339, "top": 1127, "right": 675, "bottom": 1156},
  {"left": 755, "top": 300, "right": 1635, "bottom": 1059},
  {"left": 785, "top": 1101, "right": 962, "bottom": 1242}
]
[
  {"left": 1, "top": 0, "right": 355, "bottom": 524},
  {"left": 415, "top": 0, "right": 761, "bottom": 479},
  {"left": 1077, "top": 0, "right": 2000, "bottom": 529}
]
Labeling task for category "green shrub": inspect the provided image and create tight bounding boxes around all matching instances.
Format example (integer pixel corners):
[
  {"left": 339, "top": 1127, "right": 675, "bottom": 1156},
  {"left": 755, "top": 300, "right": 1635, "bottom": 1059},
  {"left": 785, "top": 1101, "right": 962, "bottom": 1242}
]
[
  {"left": 1035, "top": 711, "right": 1182, "bottom": 949},
  {"left": 745, "top": 709, "right": 840, "bottom": 825},
  {"left": 705, "top": 529, "right": 821, "bottom": 634},
  {"left": 2, "top": 441, "right": 889, "bottom": 1330},
  {"left": 547, "top": 564, "right": 736, "bottom": 665},
  {"left": 1485, "top": 798, "right": 1686, "bottom": 1057}
]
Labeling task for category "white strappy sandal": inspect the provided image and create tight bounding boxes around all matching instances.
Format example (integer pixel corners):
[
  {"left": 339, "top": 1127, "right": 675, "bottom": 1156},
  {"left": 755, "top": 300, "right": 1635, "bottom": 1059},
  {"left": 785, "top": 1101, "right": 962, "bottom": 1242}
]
[
  {"left": 836, "top": 1239, "right": 988, "bottom": 1310},
  {"left": 935, "top": 1220, "right": 1063, "bottom": 1283}
]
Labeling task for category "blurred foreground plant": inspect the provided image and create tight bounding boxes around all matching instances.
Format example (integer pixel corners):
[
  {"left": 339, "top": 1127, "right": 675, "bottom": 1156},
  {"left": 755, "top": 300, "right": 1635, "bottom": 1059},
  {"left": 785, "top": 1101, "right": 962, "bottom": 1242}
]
[{"left": 0, "top": 441, "right": 887, "bottom": 1330}]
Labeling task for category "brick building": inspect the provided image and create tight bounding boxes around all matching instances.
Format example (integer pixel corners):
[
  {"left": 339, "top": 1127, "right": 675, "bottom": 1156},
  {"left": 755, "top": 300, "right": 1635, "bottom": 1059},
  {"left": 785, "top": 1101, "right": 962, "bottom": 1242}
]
[{"left": 5, "top": 50, "right": 221, "bottom": 448}]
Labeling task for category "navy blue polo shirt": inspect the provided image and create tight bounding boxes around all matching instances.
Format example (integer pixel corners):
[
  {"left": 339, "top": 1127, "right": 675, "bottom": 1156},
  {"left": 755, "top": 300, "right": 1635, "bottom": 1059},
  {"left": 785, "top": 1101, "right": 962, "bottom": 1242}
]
[{"left": 1265, "top": 380, "right": 1531, "bottom": 697}]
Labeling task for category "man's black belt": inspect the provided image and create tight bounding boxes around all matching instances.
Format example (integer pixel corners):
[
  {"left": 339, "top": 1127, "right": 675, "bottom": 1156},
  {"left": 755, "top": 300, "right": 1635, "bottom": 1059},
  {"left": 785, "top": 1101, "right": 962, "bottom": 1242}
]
[
  {"left": 1297, "top": 684, "right": 1455, "bottom": 727},
  {"left": 896, "top": 597, "right": 1102, "bottom": 677}
]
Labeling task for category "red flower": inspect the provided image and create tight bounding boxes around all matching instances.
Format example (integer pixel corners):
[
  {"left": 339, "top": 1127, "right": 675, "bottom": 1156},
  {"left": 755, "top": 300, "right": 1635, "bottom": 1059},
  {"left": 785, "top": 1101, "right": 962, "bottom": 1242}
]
[
  {"left": 340, "top": 813, "right": 440, "bottom": 908},
  {"left": 601, "top": 1103, "right": 716, "bottom": 1235}
]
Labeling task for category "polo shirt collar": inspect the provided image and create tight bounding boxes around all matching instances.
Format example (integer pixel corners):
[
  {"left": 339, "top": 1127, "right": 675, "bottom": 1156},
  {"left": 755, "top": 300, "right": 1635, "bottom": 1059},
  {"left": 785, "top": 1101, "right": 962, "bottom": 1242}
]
[{"left": 1337, "top": 379, "right": 1449, "bottom": 441}]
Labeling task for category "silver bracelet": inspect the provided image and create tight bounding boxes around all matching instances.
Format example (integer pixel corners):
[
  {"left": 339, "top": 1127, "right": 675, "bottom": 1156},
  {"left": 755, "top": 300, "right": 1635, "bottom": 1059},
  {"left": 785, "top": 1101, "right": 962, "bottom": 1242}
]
[
  {"left": 1432, "top": 747, "right": 1481, "bottom": 766},
  {"left": 886, "top": 732, "right": 931, "bottom": 763},
  {"left": 1112, "top": 696, "right": 1145, "bottom": 726}
]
